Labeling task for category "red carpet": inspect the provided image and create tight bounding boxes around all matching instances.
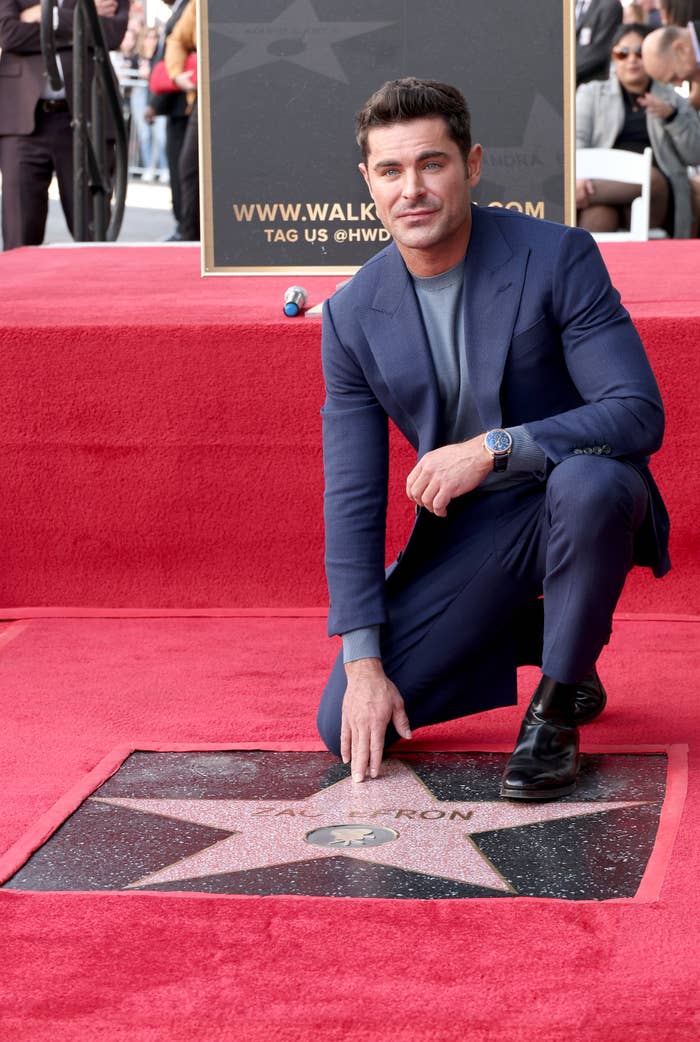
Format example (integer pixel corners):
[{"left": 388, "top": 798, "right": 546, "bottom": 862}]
[
  {"left": 0, "top": 241, "right": 698, "bottom": 1041},
  {"left": 0, "top": 615, "right": 697, "bottom": 1041},
  {"left": 0, "top": 242, "right": 696, "bottom": 613}
]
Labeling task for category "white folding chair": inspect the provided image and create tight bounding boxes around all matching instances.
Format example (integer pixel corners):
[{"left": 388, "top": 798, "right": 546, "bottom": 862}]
[{"left": 576, "top": 147, "right": 667, "bottom": 241}]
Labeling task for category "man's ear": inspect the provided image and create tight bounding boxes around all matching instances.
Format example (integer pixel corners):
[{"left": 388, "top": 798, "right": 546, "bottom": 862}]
[
  {"left": 359, "top": 162, "right": 373, "bottom": 197},
  {"left": 466, "top": 144, "right": 483, "bottom": 187}
]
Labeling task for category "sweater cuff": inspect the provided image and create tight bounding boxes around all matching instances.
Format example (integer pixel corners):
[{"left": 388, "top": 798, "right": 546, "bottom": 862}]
[
  {"left": 505, "top": 425, "right": 548, "bottom": 476},
  {"left": 342, "top": 626, "right": 381, "bottom": 664}
]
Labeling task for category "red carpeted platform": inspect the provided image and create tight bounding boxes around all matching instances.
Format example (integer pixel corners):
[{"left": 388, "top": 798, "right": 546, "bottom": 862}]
[
  {"left": 0, "top": 241, "right": 698, "bottom": 1042},
  {"left": 0, "top": 241, "right": 697, "bottom": 614}
]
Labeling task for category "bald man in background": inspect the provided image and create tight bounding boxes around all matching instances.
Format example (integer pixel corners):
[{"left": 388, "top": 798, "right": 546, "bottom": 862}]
[{"left": 642, "top": 22, "right": 700, "bottom": 84}]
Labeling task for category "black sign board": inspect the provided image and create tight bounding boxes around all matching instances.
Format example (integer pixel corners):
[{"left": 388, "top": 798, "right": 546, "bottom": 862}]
[{"left": 199, "top": 0, "right": 574, "bottom": 273}]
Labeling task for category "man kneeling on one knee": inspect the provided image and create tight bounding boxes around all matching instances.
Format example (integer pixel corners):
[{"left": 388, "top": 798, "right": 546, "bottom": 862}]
[{"left": 316, "top": 77, "right": 670, "bottom": 801}]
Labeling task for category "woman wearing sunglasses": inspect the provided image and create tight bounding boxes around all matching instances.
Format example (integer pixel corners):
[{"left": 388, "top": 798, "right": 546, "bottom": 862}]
[{"left": 576, "top": 21, "right": 700, "bottom": 236}]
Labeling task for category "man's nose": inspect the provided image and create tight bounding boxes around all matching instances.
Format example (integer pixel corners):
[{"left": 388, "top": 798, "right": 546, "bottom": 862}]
[{"left": 402, "top": 170, "right": 425, "bottom": 199}]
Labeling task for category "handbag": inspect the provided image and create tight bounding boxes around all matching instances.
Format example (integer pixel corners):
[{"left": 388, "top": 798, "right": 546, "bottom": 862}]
[{"left": 149, "top": 52, "right": 197, "bottom": 95}]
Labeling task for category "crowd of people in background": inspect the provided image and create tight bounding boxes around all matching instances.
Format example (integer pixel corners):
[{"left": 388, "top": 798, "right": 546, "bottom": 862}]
[
  {"left": 576, "top": 0, "right": 700, "bottom": 236},
  {"left": 2, "top": 0, "right": 700, "bottom": 248},
  {"left": 111, "top": 0, "right": 196, "bottom": 240},
  {"left": 112, "top": 22, "right": 168, "bottom": 185}
]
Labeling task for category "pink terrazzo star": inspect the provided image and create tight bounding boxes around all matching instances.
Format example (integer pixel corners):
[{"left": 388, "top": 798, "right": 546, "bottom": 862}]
[{"left": 93, "top": 759, "right": 642, "bottom": 893}]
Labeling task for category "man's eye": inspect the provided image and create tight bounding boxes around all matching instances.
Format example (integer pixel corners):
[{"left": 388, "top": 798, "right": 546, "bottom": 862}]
[
  {"left": 382, "top": 168, "right": 399, "bottom": 177},
  {"left": 424, "top": 162, "right": 442, "bottom": 170}
]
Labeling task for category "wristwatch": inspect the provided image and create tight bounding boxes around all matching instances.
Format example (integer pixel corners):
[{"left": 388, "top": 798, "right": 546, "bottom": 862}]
[{"left": 484, "top": 428, "right": 513, "bottom": 472}]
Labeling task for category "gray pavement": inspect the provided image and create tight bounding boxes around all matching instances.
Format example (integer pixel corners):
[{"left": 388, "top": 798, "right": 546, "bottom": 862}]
[{"left": 0, "top": 177, "right": 179, "bottom": 249}]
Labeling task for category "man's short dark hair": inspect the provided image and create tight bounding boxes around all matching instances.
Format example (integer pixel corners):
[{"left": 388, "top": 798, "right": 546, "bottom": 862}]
[
  {"left": 355, "top": 78, "right": 472, "bottom": 163},
  {"left": 612, "top": 21, "right": 654, "bottom": 48}
]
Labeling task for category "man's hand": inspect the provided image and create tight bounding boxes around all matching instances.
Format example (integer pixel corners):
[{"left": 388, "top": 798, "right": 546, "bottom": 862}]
[
  {"left": 638, "top": 93, "right": 674, "bottom": 121},
  {"left": 341, "top": 658, "right": 411, "bottom": 782},
  {"left": 94, "top": 0, "right": 118, "bottom": 16},
  {"left": 19, "top": 5, "right": 41, "bottom": 22},
  {"left": 576, "top": 178, "right": 595, "bottom": 209},
  {"left": 406, "top": 434, "right": 492, "bottom": 516}
]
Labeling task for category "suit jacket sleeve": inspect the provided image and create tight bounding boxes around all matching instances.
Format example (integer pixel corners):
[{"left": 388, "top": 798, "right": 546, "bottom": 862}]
[
  {"left": 661, "top": 88, "right": 700, "bottom": 166},
  {"left": 0, "top": 0, "right": 71, "bottom": 52},
  {"left": 165, "top": 0, "right": 196, "bottom": 77},
  {"left": 0, "top": 0, "right": 126, "bottom": 54},
  {"left": 523, "top": 226, "right": 665, "bottom": 463},
  {"left": 321, "top": 298, "right": 390, "bottom": 637}
]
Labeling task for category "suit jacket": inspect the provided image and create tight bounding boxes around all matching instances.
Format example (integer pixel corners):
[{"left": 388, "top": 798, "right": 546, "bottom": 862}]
[
  {"left": 0, "top": 0, "right": 128, "bottom": 137},
  {"left": 576, "top": 0, "right": 622, "bottom": 85},
  {"left": 321, "top": 205, "right": 669, "bottom": 637}
]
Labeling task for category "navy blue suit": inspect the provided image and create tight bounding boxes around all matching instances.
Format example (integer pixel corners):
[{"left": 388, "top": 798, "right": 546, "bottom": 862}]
[{"left": 317, "top": 205, "right": 669, "bottom": 753}]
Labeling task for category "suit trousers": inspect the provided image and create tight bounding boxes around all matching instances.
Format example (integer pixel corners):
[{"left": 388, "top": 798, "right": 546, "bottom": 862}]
[
  {"left": 317, "top": 455, "right": 649, "bottom": 756},
  {"left": 0, "top": 105, "right": 74, "bottom": 251}
]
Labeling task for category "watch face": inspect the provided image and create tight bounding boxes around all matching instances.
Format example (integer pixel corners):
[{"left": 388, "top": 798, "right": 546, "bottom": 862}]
[{"left": 486, "top": 429, "right": 512, "bottom": 454}]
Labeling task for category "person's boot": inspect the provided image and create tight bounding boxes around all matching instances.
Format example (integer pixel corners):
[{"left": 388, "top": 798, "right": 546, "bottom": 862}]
[
  {"left": 572, "top": 669, "right": 607, "bottom": 725},
  {"left": 514, "top": 601, "right": 607, "bottom": 726},
  {"left": 500, "top": 675, "right": 580, "bottom": 800}
]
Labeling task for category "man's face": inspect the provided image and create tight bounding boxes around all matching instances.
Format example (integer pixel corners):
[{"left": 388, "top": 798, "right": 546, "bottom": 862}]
[{"left": 359, "top": 116, "right": 482, "bottom": 274}]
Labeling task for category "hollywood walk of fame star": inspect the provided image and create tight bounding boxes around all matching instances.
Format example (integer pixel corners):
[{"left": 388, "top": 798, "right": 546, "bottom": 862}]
[
  {"left": 92, "top": 758, "right": 643, "bottom": 894},
  {"left": 208, "top": 0, "right": 394, "bottom": 84}
]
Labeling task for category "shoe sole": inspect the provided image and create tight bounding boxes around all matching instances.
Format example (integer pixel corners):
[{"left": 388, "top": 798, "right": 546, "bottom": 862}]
[{"left": 499, "top": 781, "right": 577, "bottom": 801}]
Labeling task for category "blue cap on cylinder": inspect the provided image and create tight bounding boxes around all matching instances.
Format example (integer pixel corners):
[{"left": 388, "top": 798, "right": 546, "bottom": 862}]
[{"left": 283, "top": 286, "right": 308, "bottom": 317}]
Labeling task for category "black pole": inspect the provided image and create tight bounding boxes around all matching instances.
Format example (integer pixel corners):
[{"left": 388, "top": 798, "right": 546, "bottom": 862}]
[
  {"left": 72, "top": 1, "right": 89, "bottom": 241},
  {"left": 91, "top": 72, "right": 108, "bottom": 240}
]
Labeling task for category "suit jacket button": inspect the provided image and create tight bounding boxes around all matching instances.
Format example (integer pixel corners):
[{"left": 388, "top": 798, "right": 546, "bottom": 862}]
[
  {"left": 602, "top": 445, "right": 611, "bottom": 454},
  {"left": 583, "top": 447, "right": 593, "bottom": 454}
]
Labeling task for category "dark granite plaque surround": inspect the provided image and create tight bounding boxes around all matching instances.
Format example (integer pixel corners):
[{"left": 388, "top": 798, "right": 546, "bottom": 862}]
[{"left": 2, "top": 749, "right": 676, "bottom": 901}]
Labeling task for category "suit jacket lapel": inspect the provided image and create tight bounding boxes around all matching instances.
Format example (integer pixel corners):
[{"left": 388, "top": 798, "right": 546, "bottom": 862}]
[
  {"left": 358, "top": 244, "right": 443, "bottom": 453},
  {"left": 463, "top": 206, "right": 531, "bottom": 430}
]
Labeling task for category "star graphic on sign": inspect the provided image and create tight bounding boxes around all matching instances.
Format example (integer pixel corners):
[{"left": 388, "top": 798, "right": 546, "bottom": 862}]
[
  {"left": 208, "top": 0, "right": 393, "bottom": 84},
  {"left": 92, "top": 759, "right": 643, "bottom": 894}
]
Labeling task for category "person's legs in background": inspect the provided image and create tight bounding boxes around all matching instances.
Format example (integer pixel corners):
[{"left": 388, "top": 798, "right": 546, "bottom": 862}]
[
  {"left": 577, "top": 172, "right": 669, "bottom": 233},
  {"left": 0, "top": 107, "right": 65, "bottom": 250},
  {"left": 177, "top": 103, "right": 199, "bottom": 240},
  {"left": 165, "top": 112, "right": 187, "bottom": 237},
  {"left": 153, "top": 115, "right": 168, "bottom": 182}
]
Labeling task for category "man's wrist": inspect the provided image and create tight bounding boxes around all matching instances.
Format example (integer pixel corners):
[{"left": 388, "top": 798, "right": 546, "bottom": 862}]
[
  {"left": 343, "top": 624, "right": 381, "bottom": 663},
  {"left": 344, "top": 657, "right": 384, "bottom": 678}
]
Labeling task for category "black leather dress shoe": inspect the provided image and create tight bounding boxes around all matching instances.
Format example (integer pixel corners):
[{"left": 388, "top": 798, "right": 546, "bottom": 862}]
[
  {"left": 500, "top": 675, "right": 580, "bottom": 801},
  {"left": 573, "top": 669, "right": 607, "bottom": 725}
]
